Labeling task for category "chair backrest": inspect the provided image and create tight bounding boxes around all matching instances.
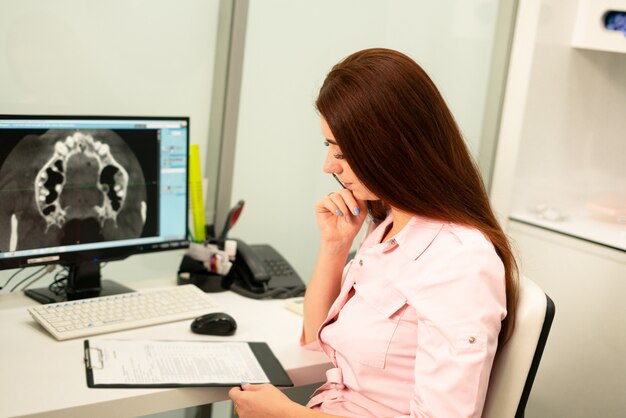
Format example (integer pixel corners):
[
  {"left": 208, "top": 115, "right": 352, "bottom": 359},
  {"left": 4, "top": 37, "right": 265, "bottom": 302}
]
[{"left": 482, "top": 275, "right": 555, "bottom": 418}]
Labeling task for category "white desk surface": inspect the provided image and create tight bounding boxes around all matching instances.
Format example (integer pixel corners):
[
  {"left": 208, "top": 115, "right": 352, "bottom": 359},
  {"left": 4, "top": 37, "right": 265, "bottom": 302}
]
[{"left": 0, "top": 278, "right": 331, "bottom": 418}]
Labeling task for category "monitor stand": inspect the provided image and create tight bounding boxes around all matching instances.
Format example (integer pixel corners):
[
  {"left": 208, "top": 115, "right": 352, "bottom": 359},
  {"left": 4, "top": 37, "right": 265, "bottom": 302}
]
[{"left": 24, "top": 262, "right": 134, "bottom": 304}]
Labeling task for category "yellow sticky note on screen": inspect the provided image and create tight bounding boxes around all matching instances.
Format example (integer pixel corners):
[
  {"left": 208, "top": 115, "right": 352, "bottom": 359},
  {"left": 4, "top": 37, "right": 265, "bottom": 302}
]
[{"left": 189, "top": 144, "right": 206, "bottom": 242}]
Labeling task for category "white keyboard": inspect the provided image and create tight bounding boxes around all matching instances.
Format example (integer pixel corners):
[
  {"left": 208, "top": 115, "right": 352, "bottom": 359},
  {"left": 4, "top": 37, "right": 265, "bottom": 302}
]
[{"left": 28, "top": 285, "right": 220, "bottom": 341}]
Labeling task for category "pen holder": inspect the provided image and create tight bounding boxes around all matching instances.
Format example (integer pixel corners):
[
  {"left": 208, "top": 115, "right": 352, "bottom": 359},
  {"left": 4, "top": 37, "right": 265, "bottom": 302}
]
[{"left": 177, "top": 255, "right": 232, "bottom": 293}]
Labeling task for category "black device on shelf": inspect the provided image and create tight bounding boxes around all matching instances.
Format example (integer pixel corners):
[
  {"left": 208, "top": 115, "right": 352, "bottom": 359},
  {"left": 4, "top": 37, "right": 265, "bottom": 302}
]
[{"left": 0, "top": 115, "right": 190, "bottom": 303}]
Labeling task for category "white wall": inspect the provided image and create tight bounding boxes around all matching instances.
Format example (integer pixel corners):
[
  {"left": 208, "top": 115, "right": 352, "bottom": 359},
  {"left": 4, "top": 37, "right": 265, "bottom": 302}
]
[
  {"left": 0, "top": 0, "right": 219, "bottom": 163},
  {"left": 229, "top": 0, "right": 504, "bottom": 281},
  {"left": 0, "top": 0, "right": 222, "bottom": 290}
]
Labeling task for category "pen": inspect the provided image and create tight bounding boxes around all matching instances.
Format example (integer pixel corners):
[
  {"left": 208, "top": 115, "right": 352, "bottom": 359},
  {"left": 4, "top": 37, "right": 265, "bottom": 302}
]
[
  {"left": 332, "top": 173, "right": 363, "bottom": 216},
  {"left": 332, "top": 173, "right": 346, "bottom": 189}
]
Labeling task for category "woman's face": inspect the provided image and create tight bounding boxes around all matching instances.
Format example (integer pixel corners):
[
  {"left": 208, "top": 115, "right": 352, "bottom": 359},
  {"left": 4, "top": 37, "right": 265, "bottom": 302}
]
[{"left": 321, "top": 117, "right": 378, "bottom": 201}]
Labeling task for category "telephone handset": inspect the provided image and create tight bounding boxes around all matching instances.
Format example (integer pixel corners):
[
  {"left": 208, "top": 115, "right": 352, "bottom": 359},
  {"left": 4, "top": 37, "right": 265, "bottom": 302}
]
[
  {"left": 235, "top": 240, "right": 271, "bottom": 284},
  {"left": 227, "top": 239, "right": 306, "bottom": 299}
]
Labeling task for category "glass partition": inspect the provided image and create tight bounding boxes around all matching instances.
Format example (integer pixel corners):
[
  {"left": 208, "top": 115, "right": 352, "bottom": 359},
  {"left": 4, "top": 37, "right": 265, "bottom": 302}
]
[{"left": 227, "top": 0, "right": 520, "bottom": 280}]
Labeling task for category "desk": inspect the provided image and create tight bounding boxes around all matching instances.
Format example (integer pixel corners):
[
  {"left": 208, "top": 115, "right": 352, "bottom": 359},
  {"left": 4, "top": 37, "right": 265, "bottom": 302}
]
[{"left": 0, "top": 278, "right": 331, "bottom": 418}]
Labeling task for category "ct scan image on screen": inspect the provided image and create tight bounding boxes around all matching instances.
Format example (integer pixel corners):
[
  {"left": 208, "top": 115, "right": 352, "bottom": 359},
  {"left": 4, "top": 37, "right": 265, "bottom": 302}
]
[{"left": 0, "top": 128, "right": 159, "bottom": 252}]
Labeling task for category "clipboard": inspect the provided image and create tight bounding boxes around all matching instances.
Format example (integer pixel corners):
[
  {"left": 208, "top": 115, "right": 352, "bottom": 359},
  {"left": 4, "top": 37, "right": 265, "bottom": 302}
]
[{"left": 84, "top": 339, "right": 293, "bottom": 388}]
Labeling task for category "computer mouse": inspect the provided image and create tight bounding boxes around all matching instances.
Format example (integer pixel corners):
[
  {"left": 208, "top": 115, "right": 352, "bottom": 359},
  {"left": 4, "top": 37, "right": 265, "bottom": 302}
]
[{"left": 190, "top": 312, "right": 237, "bottom": 336}]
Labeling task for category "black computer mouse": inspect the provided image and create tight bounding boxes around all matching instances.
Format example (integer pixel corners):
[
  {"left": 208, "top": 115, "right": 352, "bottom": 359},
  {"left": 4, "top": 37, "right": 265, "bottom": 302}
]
[{"left": 190, "top": 312, "right": 237, "bottom": 336}]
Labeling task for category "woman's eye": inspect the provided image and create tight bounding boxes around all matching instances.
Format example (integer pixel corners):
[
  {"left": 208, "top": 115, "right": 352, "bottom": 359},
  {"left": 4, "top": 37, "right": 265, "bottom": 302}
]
[{"left": 323, "top": 140, "right": 344, "bottom": 159}]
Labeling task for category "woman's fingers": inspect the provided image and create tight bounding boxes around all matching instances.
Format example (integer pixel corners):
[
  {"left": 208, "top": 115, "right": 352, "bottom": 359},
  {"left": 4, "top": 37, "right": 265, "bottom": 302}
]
[
  {"left": 315, "top": 188, "right": 367, "bottom": 244},
  {"left": 336, "top": 188, "right": 363, "bottom": 216},
  {"left": 323, "top": 189, "right": 363, "bottom": 219},
  {"left": 228, "top": 385, "right": 243, "bottom": 400},
  {"left": 228, "top": 384, "right": 291, "bottom": 418},
  {"left": 326, "top": 192, "right": 351, "bottom": 219}
]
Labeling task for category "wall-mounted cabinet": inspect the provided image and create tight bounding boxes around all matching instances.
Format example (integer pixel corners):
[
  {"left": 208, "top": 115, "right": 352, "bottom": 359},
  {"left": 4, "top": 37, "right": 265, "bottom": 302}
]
[{"left": 572, "top": 0, "right": 626, "bottom": 54}]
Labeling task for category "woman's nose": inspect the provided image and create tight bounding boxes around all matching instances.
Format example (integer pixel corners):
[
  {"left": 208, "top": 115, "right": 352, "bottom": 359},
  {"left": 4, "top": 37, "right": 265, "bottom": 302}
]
[{"left": 323, "top": 151, "right": 340, "bottom": 174}]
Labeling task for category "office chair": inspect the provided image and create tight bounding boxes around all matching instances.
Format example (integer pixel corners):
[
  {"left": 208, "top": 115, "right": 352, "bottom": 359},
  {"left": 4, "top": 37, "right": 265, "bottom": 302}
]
[{"left": 482, "top": 275, "right": 555, "bottom": 418}]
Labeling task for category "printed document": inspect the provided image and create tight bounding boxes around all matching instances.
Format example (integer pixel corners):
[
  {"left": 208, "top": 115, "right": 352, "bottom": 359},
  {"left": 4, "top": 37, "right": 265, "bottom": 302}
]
[{"left": 86, "top": 339, "right": 270, "bottom": 385}]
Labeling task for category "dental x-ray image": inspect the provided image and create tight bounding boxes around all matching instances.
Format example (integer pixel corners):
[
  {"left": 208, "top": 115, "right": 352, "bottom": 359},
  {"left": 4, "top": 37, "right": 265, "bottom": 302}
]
[{"left": 0, "top": 128, "right": 159, "bottom": 252}]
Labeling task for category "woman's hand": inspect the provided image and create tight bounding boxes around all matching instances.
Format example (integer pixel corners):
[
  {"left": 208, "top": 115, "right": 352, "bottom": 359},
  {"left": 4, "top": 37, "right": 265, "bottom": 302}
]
[
  {"left": 303, "top": 189, "right": 367, "bottom": 344},
  {"left": 315, "top": 189, "right": 367, "bottom": 245},
  {"left": 228, "top": 383, "right": 301, "bottom": 418}
]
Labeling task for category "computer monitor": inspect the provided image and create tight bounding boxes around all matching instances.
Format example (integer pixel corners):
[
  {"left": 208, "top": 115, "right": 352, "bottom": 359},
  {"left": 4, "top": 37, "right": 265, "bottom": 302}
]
[{"left": 0, "top": 115, "right": 190, "bottom": 303}]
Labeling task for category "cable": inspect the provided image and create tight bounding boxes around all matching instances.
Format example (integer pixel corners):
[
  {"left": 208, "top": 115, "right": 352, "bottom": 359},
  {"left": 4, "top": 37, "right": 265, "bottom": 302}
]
[
  {"left": 0, "top": 267, "right": 25, "bottom": 290},
  {"left": 48, "top": 267, "right": 70, "bottom": 296},
  {"left": 10, "top": 266, "right": 49, "bottom": 292},
  {"left": 22, "top": 265, "right": 56, "bottom": 291},
  {"left": 46, "top": 263, "right": 106, "bottom": 297}
]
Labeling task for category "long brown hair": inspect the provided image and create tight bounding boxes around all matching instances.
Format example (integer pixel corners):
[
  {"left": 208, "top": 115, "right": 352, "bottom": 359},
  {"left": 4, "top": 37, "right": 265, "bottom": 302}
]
[{"left": 316, "top": 48, "right": 518, "bottom": 344}]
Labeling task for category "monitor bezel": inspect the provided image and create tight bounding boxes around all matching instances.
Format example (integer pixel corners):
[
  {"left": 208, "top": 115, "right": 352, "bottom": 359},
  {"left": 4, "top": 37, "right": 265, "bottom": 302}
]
[{"left": 0, "top": 114, "right": 191, "bottom": 272}]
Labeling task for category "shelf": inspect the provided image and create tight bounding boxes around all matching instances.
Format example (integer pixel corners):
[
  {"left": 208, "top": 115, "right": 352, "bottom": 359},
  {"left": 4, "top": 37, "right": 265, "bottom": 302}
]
[
  {"left": 510, "top": 209, "right": 626, "bottom": 253},
  {"left": 572, "top": 0, "right": 626, "bottom": 53}
]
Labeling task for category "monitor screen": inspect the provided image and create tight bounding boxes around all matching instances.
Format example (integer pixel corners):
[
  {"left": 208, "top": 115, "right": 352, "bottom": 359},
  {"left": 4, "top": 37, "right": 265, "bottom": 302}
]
[{"left": 0, "top": 115, "right": 190, "bottom": 303}]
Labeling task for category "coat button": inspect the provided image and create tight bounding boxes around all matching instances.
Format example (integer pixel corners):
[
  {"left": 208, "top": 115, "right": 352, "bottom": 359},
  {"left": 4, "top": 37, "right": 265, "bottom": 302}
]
[
  {"left": 468, "top": 336, "right": 476, "bottom": 344},
  {"left": 358, "top": 259, "right": 363, "bottom": 266}
]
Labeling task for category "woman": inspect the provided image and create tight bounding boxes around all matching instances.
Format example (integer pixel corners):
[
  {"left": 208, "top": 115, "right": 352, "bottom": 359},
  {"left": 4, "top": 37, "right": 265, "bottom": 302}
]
[{"left": 229, "top": 48, "right": 518, "bottom": 418}]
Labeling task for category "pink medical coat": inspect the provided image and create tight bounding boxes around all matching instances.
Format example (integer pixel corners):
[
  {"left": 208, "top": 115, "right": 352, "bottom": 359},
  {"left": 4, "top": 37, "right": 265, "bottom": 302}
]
[{"left": 304, "top": 215, "right": 507, "bottom": 417}]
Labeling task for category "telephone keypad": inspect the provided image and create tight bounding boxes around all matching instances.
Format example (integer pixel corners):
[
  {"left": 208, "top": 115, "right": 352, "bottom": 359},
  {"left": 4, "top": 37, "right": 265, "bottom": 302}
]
[{"left": 264, "top": 259, "right": 295, "bottom": 277}]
